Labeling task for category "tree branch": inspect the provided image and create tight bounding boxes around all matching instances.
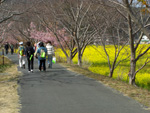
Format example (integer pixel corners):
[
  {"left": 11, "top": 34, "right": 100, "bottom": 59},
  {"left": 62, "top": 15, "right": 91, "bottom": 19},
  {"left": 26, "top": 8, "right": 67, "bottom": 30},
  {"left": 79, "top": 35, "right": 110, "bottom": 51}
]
[{"left": 135, "top": 58, "right": 150, "bottom": 74}]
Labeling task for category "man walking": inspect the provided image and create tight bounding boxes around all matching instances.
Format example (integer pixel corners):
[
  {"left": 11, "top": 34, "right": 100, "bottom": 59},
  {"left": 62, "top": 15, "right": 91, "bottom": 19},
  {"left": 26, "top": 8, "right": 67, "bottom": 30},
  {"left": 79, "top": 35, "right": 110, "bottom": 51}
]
[
  {"left": 46, "top": 41, "right": 55, "bottom": 68},
  {"left": 4, "top": 42, "right": 9, "bottom": 55}
]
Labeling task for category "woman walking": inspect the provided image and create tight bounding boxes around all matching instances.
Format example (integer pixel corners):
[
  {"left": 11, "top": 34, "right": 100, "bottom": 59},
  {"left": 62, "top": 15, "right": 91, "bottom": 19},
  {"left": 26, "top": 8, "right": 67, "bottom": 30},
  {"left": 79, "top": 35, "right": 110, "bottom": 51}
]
[{"left": 37, "top": 42, "right": 47, "bottom": 71}]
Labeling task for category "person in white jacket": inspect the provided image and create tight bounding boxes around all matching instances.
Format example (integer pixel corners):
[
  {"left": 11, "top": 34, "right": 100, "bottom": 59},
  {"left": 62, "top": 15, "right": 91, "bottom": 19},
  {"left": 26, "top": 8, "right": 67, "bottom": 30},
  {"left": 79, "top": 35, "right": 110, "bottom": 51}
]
[
  {"left": 46, "top": 41, "right": 55, "bottom": 68},
  {"left": 34, "top": 42, "right": 41, "bottom": 66},
  {"left": 18, "top": 42, "right": 26, "bottom": 68}
]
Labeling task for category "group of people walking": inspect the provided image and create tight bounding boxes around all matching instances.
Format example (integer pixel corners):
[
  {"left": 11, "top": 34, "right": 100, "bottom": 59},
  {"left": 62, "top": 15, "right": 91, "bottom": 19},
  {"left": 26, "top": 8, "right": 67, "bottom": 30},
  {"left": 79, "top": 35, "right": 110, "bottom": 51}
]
[
  {"left": 4, "top": 42, "right": 14, "bottom": 55},
  {"left": 18, "top": 41, "right": 55, "bottom": 73}
]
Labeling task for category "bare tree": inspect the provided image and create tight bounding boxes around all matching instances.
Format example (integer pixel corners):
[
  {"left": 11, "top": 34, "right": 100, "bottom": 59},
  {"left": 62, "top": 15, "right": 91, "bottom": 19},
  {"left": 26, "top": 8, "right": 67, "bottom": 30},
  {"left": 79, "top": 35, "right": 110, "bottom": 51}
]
[
  {"left": 53, "top": 0, "right": 96, "bottom": 66},
  {"left": 90, "top": 1, "right": 130, "bottom": 78},
  {"left": 32, "top": 0, "right": 96, "bottom": 65},
  {"left": 0, "top": 0, "right": 42, "bottom": 44},
  {"left": 107, "top": 0, "right": 150, "bottom": 85},
  {"left": 30, "top": 0, "right": 77, "bottom": 63}
]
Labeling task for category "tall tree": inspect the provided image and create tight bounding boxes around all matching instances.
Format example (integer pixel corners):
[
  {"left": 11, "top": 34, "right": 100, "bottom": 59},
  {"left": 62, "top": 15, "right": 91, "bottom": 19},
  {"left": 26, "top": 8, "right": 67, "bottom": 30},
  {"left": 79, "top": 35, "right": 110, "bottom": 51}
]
[
  {"left": 50, "top": 0, "right": 96, "bottom": 66},
  {"left": 0, "top": 0, "right": 37, "bottom": 44},
  {"left": 90, "top": 0, "right": 130, "bottom": 78},
  {"left": 108, "top": 0, "right": 150, "bottom": 85},
  {"left": 31, "top": 0, "right": 78, "bottom": 64}
]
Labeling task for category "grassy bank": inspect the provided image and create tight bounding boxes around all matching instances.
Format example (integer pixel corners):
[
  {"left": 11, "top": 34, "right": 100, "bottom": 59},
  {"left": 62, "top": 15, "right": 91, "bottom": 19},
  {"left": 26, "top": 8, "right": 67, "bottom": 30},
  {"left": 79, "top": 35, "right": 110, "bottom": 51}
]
[
  {"left": 0, "top": 55, "right": 21, "bottom": 113},
  {"left": 0, "top": 56, "right": 12, "bottom": 73}
]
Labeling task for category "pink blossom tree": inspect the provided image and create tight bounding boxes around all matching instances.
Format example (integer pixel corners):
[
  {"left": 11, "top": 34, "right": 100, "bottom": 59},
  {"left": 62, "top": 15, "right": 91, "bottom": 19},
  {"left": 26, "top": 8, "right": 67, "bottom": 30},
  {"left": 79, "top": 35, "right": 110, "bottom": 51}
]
[
  {"left": 30, "top": 22, "right": 56, "bottom": 44},
  {"left": 29, "top": 22, "right": 77, "bottom": 63},
  {"left": 0, "top": 22, "right": 19, "bottom": 46},
  {"left": 30, "top": 22, "right": 69, "bottom": 46}
]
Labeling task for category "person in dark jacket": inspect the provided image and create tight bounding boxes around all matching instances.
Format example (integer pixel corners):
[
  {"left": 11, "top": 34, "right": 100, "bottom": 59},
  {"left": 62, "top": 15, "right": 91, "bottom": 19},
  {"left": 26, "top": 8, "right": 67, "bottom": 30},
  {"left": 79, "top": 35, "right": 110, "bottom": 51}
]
[
  {"left": 25, "top": 41, "right": 35, "bottom": 73},
  {"left": 4, "top": 42, "right": 9, "bottom": 54},
  {"left": 10, "top": 44, "right": 14, "bottom": 55}
]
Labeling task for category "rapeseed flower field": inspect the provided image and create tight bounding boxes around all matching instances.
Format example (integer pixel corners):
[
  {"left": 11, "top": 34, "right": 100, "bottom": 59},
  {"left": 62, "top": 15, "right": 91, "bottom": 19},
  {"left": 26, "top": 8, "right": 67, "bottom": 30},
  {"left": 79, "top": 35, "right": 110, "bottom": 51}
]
[{"left": 56, "top": 44, "right": 150, "bottom": 90}]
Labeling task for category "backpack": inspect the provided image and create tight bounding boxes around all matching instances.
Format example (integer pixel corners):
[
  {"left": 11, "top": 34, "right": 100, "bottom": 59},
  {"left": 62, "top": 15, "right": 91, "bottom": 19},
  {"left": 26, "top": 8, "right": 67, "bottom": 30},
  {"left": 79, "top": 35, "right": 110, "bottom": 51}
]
[
  {"left": 40, "top": 49, "right": 46, "bottom": 58},
  {"left": 19, "top": 46, "right": 24, "bottom": 56},
  {"left": 27, "top": 50, "right": 31, "bottom": 57}
]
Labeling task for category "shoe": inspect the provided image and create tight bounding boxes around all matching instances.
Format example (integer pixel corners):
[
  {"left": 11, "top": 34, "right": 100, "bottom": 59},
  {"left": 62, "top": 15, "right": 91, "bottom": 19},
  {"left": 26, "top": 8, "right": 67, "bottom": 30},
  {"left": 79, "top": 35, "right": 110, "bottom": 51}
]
[
  {"left": 31, "top": 70, "right": 33, "bottom": 73},
  {"left": 28, "top": 71, "right": 31, "bottom": 73}
]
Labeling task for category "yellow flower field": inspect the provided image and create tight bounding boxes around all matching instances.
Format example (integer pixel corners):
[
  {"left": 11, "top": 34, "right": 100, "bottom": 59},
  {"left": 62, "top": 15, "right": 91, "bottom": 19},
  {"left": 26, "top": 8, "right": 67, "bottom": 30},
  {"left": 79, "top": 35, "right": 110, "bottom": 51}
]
[{"left": 56, "top": 44, "right": 150, "bottom": 90}]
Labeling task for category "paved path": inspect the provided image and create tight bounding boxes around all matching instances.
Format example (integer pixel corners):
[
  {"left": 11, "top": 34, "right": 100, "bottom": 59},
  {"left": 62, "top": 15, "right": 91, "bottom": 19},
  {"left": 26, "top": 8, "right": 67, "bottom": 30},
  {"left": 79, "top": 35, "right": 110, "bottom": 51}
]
[{"left": 6, "top": 53, "right": 150, "bottom": 113}]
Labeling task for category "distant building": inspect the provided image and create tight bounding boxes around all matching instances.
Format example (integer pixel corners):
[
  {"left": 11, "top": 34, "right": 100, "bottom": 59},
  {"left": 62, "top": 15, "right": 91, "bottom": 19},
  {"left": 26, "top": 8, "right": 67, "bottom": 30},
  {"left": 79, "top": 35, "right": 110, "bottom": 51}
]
[{"left": 140, "top": 35, "right": 150, "bottom": 44}]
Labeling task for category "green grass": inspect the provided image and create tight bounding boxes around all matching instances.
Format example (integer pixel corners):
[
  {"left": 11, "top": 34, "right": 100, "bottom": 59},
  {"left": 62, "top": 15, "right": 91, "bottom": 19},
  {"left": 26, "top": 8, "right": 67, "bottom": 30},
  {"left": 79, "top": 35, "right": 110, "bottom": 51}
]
[
  {"left": 0, "top": 65, "right": 11, "bottom": 72},
  {"left": 0, "top": 55, "right": 12, "bottom": 72}
]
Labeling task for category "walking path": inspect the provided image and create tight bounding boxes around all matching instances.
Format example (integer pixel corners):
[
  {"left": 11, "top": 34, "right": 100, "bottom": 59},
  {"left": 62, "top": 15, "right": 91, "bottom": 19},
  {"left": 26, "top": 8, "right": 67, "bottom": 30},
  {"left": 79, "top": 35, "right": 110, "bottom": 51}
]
[{"left": 6, "top": 54, "right": 150, "bottom": 113}]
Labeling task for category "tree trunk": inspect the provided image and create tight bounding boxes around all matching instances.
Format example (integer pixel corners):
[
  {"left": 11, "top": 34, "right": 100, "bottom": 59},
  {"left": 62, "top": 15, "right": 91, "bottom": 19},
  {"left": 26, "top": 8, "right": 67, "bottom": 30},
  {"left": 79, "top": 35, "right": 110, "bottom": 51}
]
[
  {"left": 109, "top": 68, "right": 114, "bottom": 78},
  {"left": 128, "top": 14, "right": 136, "bottom": 85},
  {"left": 78, "top": 49, "right": 82, "bottom": 66},
  {"left": 67, "top": 57, "right": 71, "bottom": 64},
  {"left": 66, "top": 52, "right": 73, "bottom": 64},
  {"left": 129, "top": 58, "right": 136, "bottom": 85},
  {"left": 109, "top": 56, "right": 117, "bottom": 78}
]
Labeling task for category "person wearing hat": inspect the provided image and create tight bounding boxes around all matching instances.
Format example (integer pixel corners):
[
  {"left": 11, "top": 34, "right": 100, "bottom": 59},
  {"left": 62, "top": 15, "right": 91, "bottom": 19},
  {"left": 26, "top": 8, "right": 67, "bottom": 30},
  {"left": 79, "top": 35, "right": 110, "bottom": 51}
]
[{"left": 18, "top": 42, "right": 26, "bottom": 68}]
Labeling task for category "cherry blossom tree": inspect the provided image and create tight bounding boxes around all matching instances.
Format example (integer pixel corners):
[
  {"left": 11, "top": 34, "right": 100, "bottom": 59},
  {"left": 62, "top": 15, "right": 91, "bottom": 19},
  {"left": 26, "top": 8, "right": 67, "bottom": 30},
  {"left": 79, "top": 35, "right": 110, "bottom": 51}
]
[
  {"left": 0, "top": 22, "right": 19, "bottom": 45},
  {"left": 38, "top": 0, "right": 96, "bottom": 66},
  {"left": 30, "top": 22, "right": 69, "bottom": 46},
  {"left": 30, "top": 0, "right": 78, "bottom": 63},
  {"left": 0, "top": 0, "right": 42, "bottom": 45}
]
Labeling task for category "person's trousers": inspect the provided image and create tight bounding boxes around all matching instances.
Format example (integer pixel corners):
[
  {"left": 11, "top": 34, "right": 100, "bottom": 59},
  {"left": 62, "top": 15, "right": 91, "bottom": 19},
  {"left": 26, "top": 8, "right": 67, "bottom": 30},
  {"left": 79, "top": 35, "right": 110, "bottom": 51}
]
[
  {"left": 38, "top": 59, "right": 40, "bottom": 66},
  {"left": 5, "top": 49, "right": 8, "bottom": 54},
  {"left": 27, "top": 57, "right": 34, "bottom": 71},
  {"left": 47, "top": 55, "right": 53, "bottom": 68},
  {"left": 19, "top": 55, "right": 25, "bottom": 68},
  {"left": 39, "top": 59, "right": 46, "bottom": 71},
  {"left": 11, "top": 49, "right": 14, "bottom": 54}
]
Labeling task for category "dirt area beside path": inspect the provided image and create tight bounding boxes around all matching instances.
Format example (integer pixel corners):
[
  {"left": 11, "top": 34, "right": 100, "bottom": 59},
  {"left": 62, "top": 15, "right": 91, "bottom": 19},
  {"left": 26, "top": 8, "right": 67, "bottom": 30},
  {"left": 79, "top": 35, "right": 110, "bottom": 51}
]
[
  {"left": 0, "top": 82, "right": 20, "bottom": 113},
  {"left": 0, "top": 61, "right": 21, "bottom": 113}
]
